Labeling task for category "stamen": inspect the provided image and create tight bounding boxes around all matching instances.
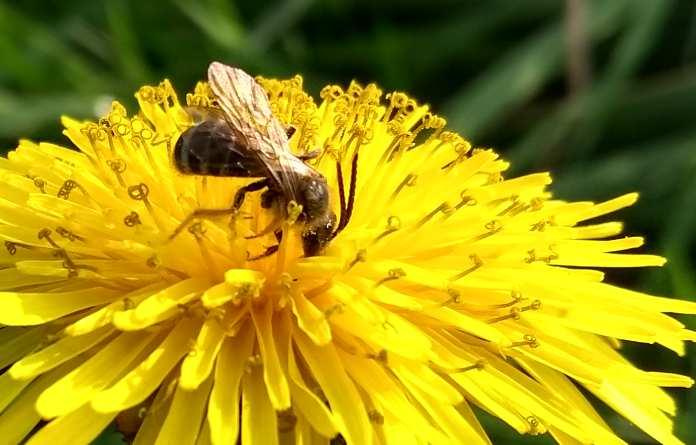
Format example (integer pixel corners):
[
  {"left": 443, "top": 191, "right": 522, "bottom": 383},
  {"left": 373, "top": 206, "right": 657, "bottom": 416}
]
[
  {"left": 188, "top": 222, "right": 219, "bottom": 280},
  {"left": 441, "top": 288, "right": 461, "bottom": 306},
  {"left": 455, "top": 191, "right": 477, "bottom": 210},
  {"left": 55, "top": 227, "right": 85, "bottom": 243},
  {"left": 432, "top": 359, "right": 485, "bottom": 374},
  {"left": 368, "top": 410, "right": 384, "bottom": 425},
  {"left": 128, "top": 182, "right": 163, "bottom": 232},
  {"left": 367, "top": 349, "right": 388, "bottom": 363},
  {"left": 510, "top": 334, "right": 539, "bottom": 348},
  {"left": 245, "top": 354, "right": 263, "bottom": 373},
  {"left": 373, "top": 216, "right": 401, "bottom": 243},
  {"left": 472, "top": 220, "right": 502, "bottom": 241},
  {"left": 124, "top": 211, "right": 142, "bottom": 227},
  {"left": 497, "top": 195, "right": 521, "bottom": 217},
  {"left": 487, "top": 307, "right": 521, "bottom": 324},
  {"left": 4, "top": 241, "right": 17, "bottom": 255},
  {"left": 278, "top": 410, "right": 298, "bottom": 432},
  {"left": 30, "top": 176, "right": 46, "bottom": 193},
  {"left": 38, "top": 228, "right": 60, "bottom": 249},
  {"left": 374, "top": 267, "right": 406, "bottom": 287},
  {"left": 416, "top": 202, "right": 452, "bottom": 227},
  {"left": 106, "top": 158, "right": 127, "bottom": 187},
  {"left": 527, "top": 416, "right": 541, "bottom": 435},
  {"left": 57, "top": 179, "right": 81, "bottom": 200},
  {"left": 449, "top": 254, "right": 483, "bottom": 281},
  {"left": 324, "top": 303, "right": 345, "bottom": 319},
  {"left": 390, "top": 174, "right": 417, "bottom": 202},
  {"left": 345, "top": 249, "right": 367, "bottom": 271}
]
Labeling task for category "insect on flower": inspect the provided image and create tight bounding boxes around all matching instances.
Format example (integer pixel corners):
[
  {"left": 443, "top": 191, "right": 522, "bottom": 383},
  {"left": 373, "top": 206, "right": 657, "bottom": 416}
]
[{"left": 172, "top": 62, "right": 358, "bottom": 259}]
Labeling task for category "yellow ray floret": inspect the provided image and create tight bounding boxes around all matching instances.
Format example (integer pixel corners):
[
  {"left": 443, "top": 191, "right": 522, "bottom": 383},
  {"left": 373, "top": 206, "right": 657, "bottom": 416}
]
[{"left": 0, "top": 72, "right": 694, "bottom": 445}]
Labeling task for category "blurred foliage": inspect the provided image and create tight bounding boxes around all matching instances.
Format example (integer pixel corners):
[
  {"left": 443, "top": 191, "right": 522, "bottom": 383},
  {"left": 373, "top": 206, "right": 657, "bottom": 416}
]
[{"left": 1, "top": 0, "right": 695, "bottom": 443}]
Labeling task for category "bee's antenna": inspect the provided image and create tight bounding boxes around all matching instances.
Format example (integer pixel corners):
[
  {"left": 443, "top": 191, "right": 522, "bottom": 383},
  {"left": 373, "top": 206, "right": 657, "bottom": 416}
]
[{"left": 333, "top": 150, "right": 359, "bottom": 238}]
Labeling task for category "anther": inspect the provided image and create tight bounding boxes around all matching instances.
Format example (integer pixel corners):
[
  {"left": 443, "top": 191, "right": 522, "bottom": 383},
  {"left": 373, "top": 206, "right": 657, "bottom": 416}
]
[
  {"left": 390, "top": 174, "right": 417, "bottom": 202},
  {"left": 487, "top": 307, "right": 521, "bottom": 324},
  {"left": 324, "top": 303, "right": 345, "bottom": 319},
  {"left": 473, "top": 220, "right": 502, "bottom": 241},
  {"left": 497, "top": 195, "right": 521, "bottom": 216},
  {"left": 367, "top": 349, "right": 388, "bottom": 363},
  {"left": 123, "top": 298, "right": 135, "bottom": 310},
  {"left": 278, "top": 410, "right": 298, "bottom": 432},
  {"left": 521, "top": 299, "right": 542, "bottom": 312},
  {"left": 346, "top": 249, "right": 367, "bottom": 270},
  {"left": 441, "top": 287, "right": 461, "bottom": 306},
  {"left": 511, "top": 335, "right": 539, "bottom": 348},
  {"left": 32, "top": 177, "right": 46, "bottom": 193},
  {"left": 416, "top": 202, "right": 452, "bottom": 227},
  {"left": 146, "top": 255, "right": 160, "bottom": 268},
  {"left": 449, "top": 254, "right": 483, "bottom": 281},
  {"left": 4, "top": 241, "right": 17, "bottom": 255},
  {"left": 127, "top": 183, "right": 150, "bottom": 201},
  {"left": 107, "top": 158, "right": 127, "bottom": 187},
  {"left": 373, "top": 216, "right": 401, "bottom": 243},
  {"left": 123, "top": 211, "right": 142, "bottom": 227},
  {"left": 187, "top": 221, "right": 207, "bottom": 239},
  {"left": 38, "top": 229, "right": 60, "bottom": 248},
  {"left": 57, "top": 180, "right": 79, "bottom": 199},
  {"left": 368, "top": 410, "right": 384, "bottom": 425},
  {"left": 56, "top": 227, "right": 85, "bottom": 242},
  {"left": 245, "top": 354, "right": 263, "bottom": 373},
  {"left": 374, "top": 267, "right": 406, "bottom": 287},
  {"left": 527, "top": 416, "right": 541, "bottom": 435},
  {"left": 455, "top": 192, "right": 477, "bottom": 210}
]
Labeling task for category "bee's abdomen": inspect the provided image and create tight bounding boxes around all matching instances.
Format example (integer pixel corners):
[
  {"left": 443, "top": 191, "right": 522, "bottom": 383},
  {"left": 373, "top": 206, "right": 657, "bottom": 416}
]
[{"left": 173, "top": 119, "right": 265, "bottom": 177}]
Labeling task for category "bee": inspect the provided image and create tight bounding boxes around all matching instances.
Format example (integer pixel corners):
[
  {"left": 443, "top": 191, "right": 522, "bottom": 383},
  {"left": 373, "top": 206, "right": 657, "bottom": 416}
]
[{"left": 171, "top": 62, "right": 358, "bottom": 258}]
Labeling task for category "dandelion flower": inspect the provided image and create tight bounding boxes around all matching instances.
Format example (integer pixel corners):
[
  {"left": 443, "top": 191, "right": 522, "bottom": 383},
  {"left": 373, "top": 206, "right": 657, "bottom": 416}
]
[{"left": 1, "top": 64, "right": 695, "bottom": 445}]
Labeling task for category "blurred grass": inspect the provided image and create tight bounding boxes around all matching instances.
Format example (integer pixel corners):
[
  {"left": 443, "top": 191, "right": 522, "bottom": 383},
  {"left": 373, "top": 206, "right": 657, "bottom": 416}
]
[{"left": 0, "top": 0, "right": 695, "bottom": 443}]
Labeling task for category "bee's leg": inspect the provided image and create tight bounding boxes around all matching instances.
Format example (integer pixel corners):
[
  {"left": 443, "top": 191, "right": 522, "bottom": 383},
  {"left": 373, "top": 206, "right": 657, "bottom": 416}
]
[
  {"left": 169, "top": 178, "right": 269, "bottom": 241},
  {"left": 297, "top": 150, "right": 320, "bottom": 162},
  {"left": 233, "top": 178, "right": 270, "bottom": 210},
  {"left": 286, "top": 125, "right": 296, "bottom": 139},
  {"left": 274, "top": 229, "right": 283, "bottom": 243},
  {"left": 333, "top": 149, "right": 359, "bottom": 237},
  {"left": 247, "top": 244, "right": 279, "bottom": 261},
  {"left": 245, "top": 215, "right": 281, "bottom": 239},
  {"left": 169, "top": 207, "right": 242, "bottom": 241}
]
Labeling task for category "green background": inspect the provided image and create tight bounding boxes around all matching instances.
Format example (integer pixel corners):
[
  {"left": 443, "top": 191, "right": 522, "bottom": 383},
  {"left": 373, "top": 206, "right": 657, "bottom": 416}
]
[{"left": 1, "top": 0, "right": 695, "bottom": 443}]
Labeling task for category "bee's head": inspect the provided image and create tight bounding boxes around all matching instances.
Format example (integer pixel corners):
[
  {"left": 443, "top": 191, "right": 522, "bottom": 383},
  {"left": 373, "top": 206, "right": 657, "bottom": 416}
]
[{"left": 301, "top": 212, "right": 336, "bottom": 257}]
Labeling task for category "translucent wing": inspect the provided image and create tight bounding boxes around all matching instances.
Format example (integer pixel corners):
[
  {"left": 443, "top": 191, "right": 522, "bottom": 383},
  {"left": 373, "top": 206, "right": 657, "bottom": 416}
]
[{"left": 207, "top": 62, "right": 304, "bottom": 206}]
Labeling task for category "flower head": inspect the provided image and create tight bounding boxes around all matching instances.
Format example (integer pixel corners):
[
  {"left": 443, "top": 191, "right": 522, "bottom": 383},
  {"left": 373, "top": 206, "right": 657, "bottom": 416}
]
[{"left": 1, "top": 68, "right": 695, "bottom": 445}]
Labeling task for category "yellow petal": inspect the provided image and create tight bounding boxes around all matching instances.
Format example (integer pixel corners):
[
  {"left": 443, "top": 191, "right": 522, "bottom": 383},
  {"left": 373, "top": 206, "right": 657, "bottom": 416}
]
[
  {"left": 0, "top": 359, "right": 77, "bottom": 444},
  {"left": 26, "top": 403, "right": 117, "bottom": 445},
  {"left": 91, "top": 317, "right": 200, "bottom": 413},
  {"left": 0, "top": 287, "right": 120, "bottom": 325},
  {"left": 0, "top": 370, "right": 32, "bottom": 412},
  {"left": 179, "top": 316, "right": 226, "bottom": 390},
  {"left": 113, "top": 278, "right": 209, "bottom": 330},
  {"left": 155, "top": 375, "right": 213, "bottom": 445},
  {"left": 0, "top": 326, "right": 48, "bottom": 369},
  {"left": 9, "top": 325, "right": 114, "bottom": 380},
  {"left": 36, "top": 330, "right": 157, "bottom": 418},
  {"left": 293, "top": 330, "right": 371, "bottom": 445},
  {"left": 251, "top": 302, "right": 291, "bottom": 410},
  {"left": 242, "top": 364, "right": 279, "bottom": 445},
  {"left": 208, "top": 323, "right": 255, "bottom": 445}
]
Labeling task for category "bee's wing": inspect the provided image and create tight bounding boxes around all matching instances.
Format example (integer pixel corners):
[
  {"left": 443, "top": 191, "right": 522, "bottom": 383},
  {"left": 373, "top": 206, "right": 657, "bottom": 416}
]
[{"left": 207, "top": 62, "right": 301, "bottom": 206}]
